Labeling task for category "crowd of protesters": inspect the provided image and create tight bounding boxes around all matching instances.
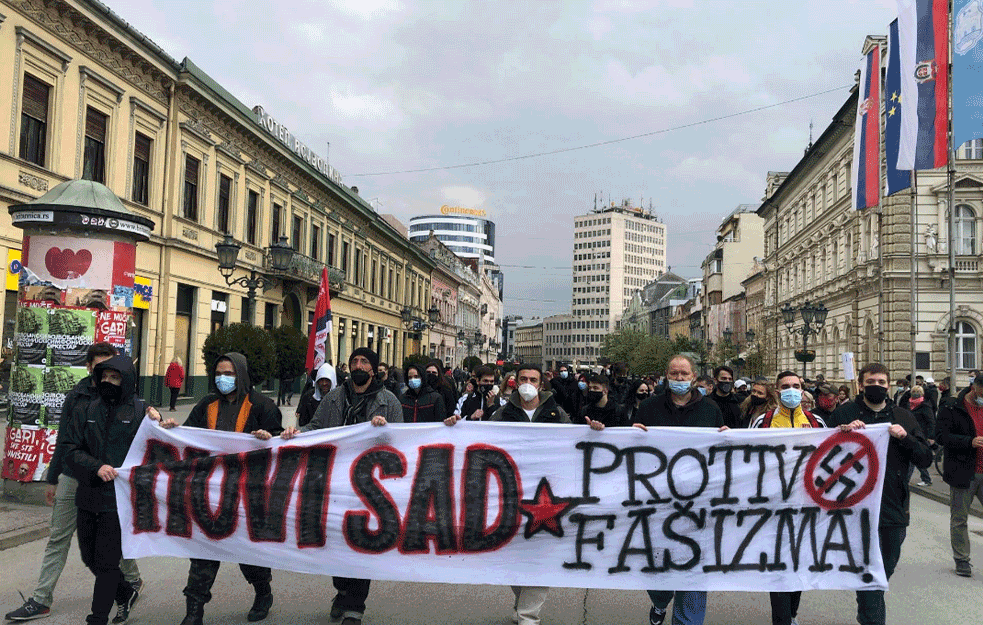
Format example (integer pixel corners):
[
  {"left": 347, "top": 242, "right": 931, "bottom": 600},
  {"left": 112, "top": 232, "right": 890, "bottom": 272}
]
[{"left": 10, "top": 340, "right": 983, "bottom": 625}]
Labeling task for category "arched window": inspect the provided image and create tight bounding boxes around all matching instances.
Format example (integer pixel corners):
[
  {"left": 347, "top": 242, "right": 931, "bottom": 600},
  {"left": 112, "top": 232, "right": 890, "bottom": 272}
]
[
  {"left": 956, "top": 204, "right": 976, "bottom": 255},
  {"left": 957, "top": 321, "right": 977, "bottom": 370}
]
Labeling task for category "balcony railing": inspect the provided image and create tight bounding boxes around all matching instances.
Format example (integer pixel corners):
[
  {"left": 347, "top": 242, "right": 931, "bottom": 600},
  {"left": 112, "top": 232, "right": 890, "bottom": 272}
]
[{"left": 264, "top": 250, "right": 346, "bottom": 291}]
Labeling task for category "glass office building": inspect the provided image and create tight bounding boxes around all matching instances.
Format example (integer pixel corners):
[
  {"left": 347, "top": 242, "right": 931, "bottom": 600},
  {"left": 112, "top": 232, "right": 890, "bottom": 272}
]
[{"left": 409, "top": 214, "right": 496, "bottom": 263}]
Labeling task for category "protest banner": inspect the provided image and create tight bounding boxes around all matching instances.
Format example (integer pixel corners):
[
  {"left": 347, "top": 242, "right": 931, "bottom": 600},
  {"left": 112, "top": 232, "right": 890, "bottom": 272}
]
[{"left": 116, "top": 421, "right": 890, "bottom": 591}]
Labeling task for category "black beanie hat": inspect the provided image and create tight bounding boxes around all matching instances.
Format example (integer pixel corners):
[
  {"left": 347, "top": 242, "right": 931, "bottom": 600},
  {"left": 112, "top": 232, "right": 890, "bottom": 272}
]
[{"left": 349, "top": 347, "right": 379, "bottom": 371}]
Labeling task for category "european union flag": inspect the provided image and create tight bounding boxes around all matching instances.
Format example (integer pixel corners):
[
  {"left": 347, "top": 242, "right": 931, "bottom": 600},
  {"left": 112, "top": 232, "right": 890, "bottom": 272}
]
[{"left": 886, "top": 19, "right": 911, "bottom": 195}]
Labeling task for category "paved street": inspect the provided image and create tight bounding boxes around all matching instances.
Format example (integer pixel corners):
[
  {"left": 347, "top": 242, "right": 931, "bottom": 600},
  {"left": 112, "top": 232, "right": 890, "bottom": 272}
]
[{"left": 0, "top": 488, "right": 981, "bottom": 625}]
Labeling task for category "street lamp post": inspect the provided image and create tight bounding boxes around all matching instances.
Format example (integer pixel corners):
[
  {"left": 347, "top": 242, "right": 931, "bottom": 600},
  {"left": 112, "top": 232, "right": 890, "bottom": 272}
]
[
  {"left": 781, "top": 301, "right": 828, "bottom": 379},
  {"left": 215, "top": 234, "right": 294, "bottom": 324}
]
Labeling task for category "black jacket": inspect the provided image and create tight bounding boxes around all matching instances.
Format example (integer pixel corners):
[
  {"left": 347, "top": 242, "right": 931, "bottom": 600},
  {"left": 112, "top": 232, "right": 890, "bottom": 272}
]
[
  {"left": 635, "top": 390, "right": 724, "bottom": 428},
  {"left": 491, "top": 391, "right": 570, "bottom": 423},
  {"left": 296, "top": 388, "right": 319, "bottom": 428},
  {"left": 434, "top": 381, "right": 458, "bottom": 420},
  {"left": 46, "top": 375, "right": 99, "bottom": 485},
  {"left": 829, "top": 396, "right": 932, "bottom": 527},
  {"left": 711, "top": 391, "right": 743, "bottom": 429},
  {"left": 400, "top": 385, "right": 446, "bottom": 423},
  {"left": 63, "top": 356, "right": 146, "bottom": 512},
  {"left": 936, "top": 389, "right": 983, "bottom": 489},
  {"left": 185, "top": 352, "right": 282, "bottom": 435},
  {"left": 579, "top": 401, "right": 629, "bottom": 427},
  {"left": 550, "top": 376, "right": 578, "bottom": 415},
  {"left": 909, "top": 401, "right": 937, "bottom": 442}
]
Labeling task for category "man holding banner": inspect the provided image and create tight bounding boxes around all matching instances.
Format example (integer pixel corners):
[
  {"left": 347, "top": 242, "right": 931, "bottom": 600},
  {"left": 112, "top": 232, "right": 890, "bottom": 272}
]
[
  {"left": 633, "top": 354, "right": 724, "bottom": 625},
  {"left": 161, "top": 352, "right": 281, "bottom": 625},
  {"left": 829, "top": 363, "right": 932, "bottom": 625},
  {"left": 281, "top": 347, "right": 400, "bottom": 625}
]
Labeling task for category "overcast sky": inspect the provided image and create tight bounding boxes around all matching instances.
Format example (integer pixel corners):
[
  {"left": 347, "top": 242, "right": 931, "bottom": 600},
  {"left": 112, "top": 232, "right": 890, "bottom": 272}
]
[{"left": 110, "top": 0, "right": 897, "bottom": 319}]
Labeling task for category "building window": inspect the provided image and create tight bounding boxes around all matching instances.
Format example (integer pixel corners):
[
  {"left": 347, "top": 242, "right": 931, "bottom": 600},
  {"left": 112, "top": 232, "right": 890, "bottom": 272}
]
[
  {"left": 183, "top": 155, "right": 200, "bottom": 221},
  {"left": 328, "top": 232, "right": 336, "bottom": 266},
  {"left": 271, "top": 203, "right": 282, "bottom": 243},
  {"left": 217, "top": 174, "right": 232, "bottom": 234},
  {"left": 246, "top": 190, "right": 258, "bottom": 245},
  {"left": 82, "top": 107, "right": 108, "bottom": 183},
  {"left": 342, "top": 241, "right": 350, "bottom": 273},
  {"left": 959, "top": 139, "right": 983, "bottom": 160},
  {"left": 957, "top": 321, "right": 977, "bottom": 370},
  {"left": 311, "top": 224, "right": 320, "bottom": 260},
  {"left": 956, "top": 204, "right": 976, "bottom": 255},
  {"left": 292, "top": 216, "right": 303, "bottom": 251},
  {"left": 19, "top": 74, "right": 50, "bottom": 167},
  {"left": 132, "top": 132, "right": 151, "bottom": 205}
]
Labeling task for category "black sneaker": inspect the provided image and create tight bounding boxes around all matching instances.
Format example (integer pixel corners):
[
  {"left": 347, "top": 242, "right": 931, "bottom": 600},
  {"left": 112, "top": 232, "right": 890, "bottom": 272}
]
[
  {"left": 5, "top": 593, "right": 50, "bottom": 621},
  {"left": 111, "top": 587, "right": 138, "bottom": 624},
  {"left": 649, "top": 605, "right": 667, "bottom": 625},
  {"left": 128, "top": 579, "right": 143, "bottom": 607}
]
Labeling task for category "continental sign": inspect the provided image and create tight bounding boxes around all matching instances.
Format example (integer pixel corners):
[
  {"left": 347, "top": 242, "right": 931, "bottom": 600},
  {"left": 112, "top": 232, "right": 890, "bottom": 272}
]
[{"left": 440, "top": 205, "right": 487, "bottom": 217}]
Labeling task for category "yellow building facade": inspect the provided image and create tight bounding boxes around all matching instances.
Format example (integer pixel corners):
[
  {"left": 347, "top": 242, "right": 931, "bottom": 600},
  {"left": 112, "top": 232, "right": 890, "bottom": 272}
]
[{"left": 0, "top": 0, "right": 436, "bottom": 400}]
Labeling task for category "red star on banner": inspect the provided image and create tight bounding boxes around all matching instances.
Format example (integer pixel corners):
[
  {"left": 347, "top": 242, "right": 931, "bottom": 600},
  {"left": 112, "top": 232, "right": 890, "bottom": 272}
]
[{"left": 519, "top": 477, "right": 580, "bottom": 538}]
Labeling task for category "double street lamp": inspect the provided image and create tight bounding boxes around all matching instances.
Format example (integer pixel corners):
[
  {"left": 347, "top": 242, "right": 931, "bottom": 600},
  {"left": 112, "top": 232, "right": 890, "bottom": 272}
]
[
  {"left": 401, "top": 306, "right": 440, "bottom": 339},
  {"left": 781, "top": 301, "right": 829, "bottom": 378},
  {"left": 458, "top": 329, "right": 485, "bottom": 357},
  {"left": 215, "top": 234, "right": 295, "bottom": 324}
]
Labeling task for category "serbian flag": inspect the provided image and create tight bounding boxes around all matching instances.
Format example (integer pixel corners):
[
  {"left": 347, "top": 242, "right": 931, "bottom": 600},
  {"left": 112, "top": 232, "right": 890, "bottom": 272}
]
[
  {"left": 886, "top": 19, "right": 912, "bottom": 196},
  {"left": 305, "top": 268, "right": 333, "bottom": 373},
  {"left": 852, "top": 43, "right": 881, "bottom": 211},
  {"left": 896, "top": 0, "right": 950, "bottom": 170}
]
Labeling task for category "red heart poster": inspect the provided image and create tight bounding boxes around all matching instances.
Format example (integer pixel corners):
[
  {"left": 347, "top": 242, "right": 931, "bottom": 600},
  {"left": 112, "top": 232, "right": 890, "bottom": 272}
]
[{"left": 22, "top": 235, "right": 118, "bottom": 290}]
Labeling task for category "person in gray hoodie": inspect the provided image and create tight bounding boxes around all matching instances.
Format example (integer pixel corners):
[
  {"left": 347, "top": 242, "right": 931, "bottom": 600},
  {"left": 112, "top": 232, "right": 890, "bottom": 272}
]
[{"left": 280, "top": 347, "right": 400, "bottom": 625}]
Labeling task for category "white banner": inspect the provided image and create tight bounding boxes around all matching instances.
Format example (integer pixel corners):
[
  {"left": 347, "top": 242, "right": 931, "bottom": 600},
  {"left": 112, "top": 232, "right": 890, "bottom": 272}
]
[{"left": 116, "top": 421, "right": 890, "bottom": 591}]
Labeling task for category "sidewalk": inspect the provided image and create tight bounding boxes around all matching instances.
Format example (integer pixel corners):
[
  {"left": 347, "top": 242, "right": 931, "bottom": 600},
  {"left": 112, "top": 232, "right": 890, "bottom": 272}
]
[
  {"left": 909, "top": 469, "right": 983, "bottom": 516},
  {"left": 1, "top": 398, "right": 298, "bottom": 550}
]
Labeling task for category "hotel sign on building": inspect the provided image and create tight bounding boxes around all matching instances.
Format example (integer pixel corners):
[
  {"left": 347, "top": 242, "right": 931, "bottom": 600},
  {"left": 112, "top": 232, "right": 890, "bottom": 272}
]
[{"left": 253, "top": 106, "right": 344, "bottom": 186}]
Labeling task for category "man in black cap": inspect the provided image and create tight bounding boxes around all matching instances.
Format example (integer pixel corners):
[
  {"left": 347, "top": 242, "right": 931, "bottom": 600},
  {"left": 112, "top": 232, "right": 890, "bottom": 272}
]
[
  {"left": 281, "top": 347, "right": 401, "bottom": 625},
  {"left": 160, "top": 352, "right": 282, "bottom": 625}
]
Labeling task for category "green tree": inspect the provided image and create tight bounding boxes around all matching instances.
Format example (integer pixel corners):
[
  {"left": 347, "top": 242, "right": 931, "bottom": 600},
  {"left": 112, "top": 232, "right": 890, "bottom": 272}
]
[
  {"left": 401, "top": 353, "right": 431, "bottom": 373},
  {"left": 270, "top": 325, "right": 308, "bottom": 381},
  {"left": 202, "top": 323, "right": 276, "bottom": 386},
  {"left": 600, "top": 328, "right": 647, "bottom": 366}
]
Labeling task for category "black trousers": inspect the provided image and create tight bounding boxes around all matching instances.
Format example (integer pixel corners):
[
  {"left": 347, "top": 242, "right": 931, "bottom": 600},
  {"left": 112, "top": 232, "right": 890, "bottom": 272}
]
[
  {"left": 855, "top": 525, "right": 906, "bottom": 625},
  {"left": 332, "top": 577, "right": 371, "bottom": 618},
  {"left": 169, "top": 387, "right": 179, "bottom": 410},
  {"left": 769, "top": 591, "right": 801, "bottom": 625},
  {"left": 183, "top": 559, "right": 272, "bottom": 604},
  {"left": 77, "top": 509, "right": 132, "bottom": 625}
]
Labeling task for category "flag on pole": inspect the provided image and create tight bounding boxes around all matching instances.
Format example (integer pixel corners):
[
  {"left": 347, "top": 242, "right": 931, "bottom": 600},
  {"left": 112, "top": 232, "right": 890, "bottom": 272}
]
[
  {"left": 896, "top": 0, "right": 950, "bottom": 170},
  {"left": 886, "top": 19, "right": 913, "bottom": 195},
  {"left": 852, "top": 43, "right": 882, "bottom": 211},
  {"left": 952, "top": 0, "right": 983, "bottom": 149},
  {"left": 305, "top": 268, "right": 333, "bottom": 373}
]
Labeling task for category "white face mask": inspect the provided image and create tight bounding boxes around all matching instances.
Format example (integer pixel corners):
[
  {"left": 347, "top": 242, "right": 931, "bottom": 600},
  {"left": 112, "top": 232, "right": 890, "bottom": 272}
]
[{"left": 518, "top": 383, "right": 538, "bottom": 401}]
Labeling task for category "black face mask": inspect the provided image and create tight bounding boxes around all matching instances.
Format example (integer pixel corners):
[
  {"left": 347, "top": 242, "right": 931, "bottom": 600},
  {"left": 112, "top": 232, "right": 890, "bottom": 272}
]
[
  {"left": 350, "top": 369, "right": 371, "bottom": 386},
  {"left": 480, "top": 384, "right": 494, "bottom": 394},
  {"left": 98, "top": 381, "right": 123, "bottom": 404},
  {"left": 863, "top": 384, "right": 889, "bottom": 404},
  {"left": 750, "top": 394, "right": 767, "bottom": 406},
  {"left": 616, "top": 377, "right": 627, "bottom": 385},
  {"left": 587, "top": 390, "right": 604, "bottom": 405},
  {"left": 376, "top": 371, "right": 386, "bottom": 381},
  {"left": 635, "top": 392, "right": 649, "bottom": 401},
  {"left": 425, "top": 372, "right": 439, "bottom": 387},
  {"left": 717, "top": 381, "right": 733, "bottom": 394}
]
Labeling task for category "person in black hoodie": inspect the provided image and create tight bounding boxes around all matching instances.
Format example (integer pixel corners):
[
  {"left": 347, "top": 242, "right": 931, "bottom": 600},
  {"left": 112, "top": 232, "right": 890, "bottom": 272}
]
[
  {"left": 160, "top": 352, "right": 281, "bottom": 625},
  {"left": 549, "top": 363, "right": 578, "bottom": 415},
  {"left": 829, "top": 362, "right": 932, "bottom": 625},
  {"left": 425, "top": 359, "right": 457, "bottom": 420},
  {"left": 296, "top": 363, "right": 336, "bottom": 428},
  {"left": 632, "top": 354, "right": 725, "bottom": 625},
  {"left": 710, "top": 365, "right": 742, "bottom": 429},
  {"left": 907, "top": 385, "right": 936, "bottom": 487},
  {"left": 399, "top": 363, "right": 446, "bottom": 423},
  {"left": 455, "top": 365, "right": 499, "bottom": 420},
  {"left": 578, "top": 374, "right": 628, "bottom": 427},
  {"left": 62, "top": 355, "right": 153, "bottom": 625},
  {"left": 935, "top": 375, "right": 983, "bottom": 577},
  {"left": 608, "top": 362, "right": 631, "bottom": 408}
]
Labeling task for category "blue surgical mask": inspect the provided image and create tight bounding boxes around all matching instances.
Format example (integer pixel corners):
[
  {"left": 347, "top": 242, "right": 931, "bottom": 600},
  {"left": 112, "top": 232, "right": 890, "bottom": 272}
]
[
  {"left": 668, "top": 380, "right": 691, "bottom": 395},
  {"left": 975, "top": 395, "right": 983, "bottom": 407},
  {"left": 780, "top": 388, "right": 802, "bottom": 409},
  {"left": 408, "top": 378, "right": 422, "bottom": 390},
  {"left": 215, "top": 375, "right": 236, "bottom": 395},
  {"left": 578, "top": 381, "right": 587, "bottom": 390},
  {"left": 697, "top": 386, "right": 708, "bottom": 396},
  {"left": 560, "top": 371, "right": 569, "bottom": 379}
]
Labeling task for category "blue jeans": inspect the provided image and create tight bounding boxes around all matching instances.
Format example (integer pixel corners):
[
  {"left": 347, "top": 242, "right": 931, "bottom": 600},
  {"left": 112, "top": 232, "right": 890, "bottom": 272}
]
[
  {"left": 647, "top": 590, "right": 707, "bottom": 625},
  {"left": 855, "top": 526, "right": 906, "bottom": 625}
]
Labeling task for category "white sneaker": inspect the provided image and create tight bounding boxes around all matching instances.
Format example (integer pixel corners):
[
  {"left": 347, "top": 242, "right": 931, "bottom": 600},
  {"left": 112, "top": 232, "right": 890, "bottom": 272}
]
[
  {"left": 790, "top": 618, "right": 799, "bottom": 625},
  {"left": 916, "top": 481, "right": 932, "bottom": 486},
  {"left": 511, "top": 611, "right": 519, "bottom": 624}
]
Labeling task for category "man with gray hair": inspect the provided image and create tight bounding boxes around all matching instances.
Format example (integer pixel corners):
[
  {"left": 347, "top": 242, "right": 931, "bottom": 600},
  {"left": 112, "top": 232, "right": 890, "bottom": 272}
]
[{"left": 632, "top": 353, "right": 726, "bottom": 625}]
